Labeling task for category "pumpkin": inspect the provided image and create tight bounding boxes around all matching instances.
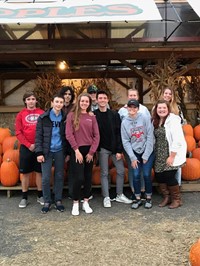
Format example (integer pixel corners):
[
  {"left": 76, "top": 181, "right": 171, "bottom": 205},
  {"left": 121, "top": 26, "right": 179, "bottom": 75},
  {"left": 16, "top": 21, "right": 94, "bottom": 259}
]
[
  {"left": 194, "top": 125, "right": 200, "bottom": 141},
  {"left": 110, "top": 167, "right": 128, "bottom": 184},
  {"left": 92, "top": 166, "right": 101, "bottom": 185},
  {"left": 184, "top": 135, "right": 196, "bottom": 153},
  {"left": 0, "top": 128, "right": 11, "bottom": 144},
  {"left": 20, "top": 172, "right": 37, "bottom": 187},
  {"left": 182, "top": 124, "right": 194, "bottom": 137},
  {"left": 0, "top": 155, "right": 2, "bottom": 165},
  {"left": 189, "top": 239, "right": 200, "bottom": 266},
  {"left": 2, "top": 136, "right": 19, "bottom": 153},
  {"left": 3, "top": 145, "right": 20, "bottom": 167},
  {"left": 192, "top": 148, "right": 200, "bottom": 161},
  {"left": 182, "top": 158, "right": 200, "bottom": 181},
  {"left": 198, "top": 140, "right": 200, "bottom": 148},
  {"left": 0, "top": 144, "right": 2, "bottom": 155},
  {"left": 0, "top": 159, "right": 19, "bottom": 186}
]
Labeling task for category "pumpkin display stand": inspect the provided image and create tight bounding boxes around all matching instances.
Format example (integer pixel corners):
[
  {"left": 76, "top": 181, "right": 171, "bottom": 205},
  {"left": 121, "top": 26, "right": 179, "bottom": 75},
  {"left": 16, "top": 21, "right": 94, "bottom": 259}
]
[{"left": 1, "top": 180, "right": 200, "bottom": 198}]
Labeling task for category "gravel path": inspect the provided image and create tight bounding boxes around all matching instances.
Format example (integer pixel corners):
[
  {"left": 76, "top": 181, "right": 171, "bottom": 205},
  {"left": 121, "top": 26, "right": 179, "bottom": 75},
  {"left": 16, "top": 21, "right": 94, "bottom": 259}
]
[{"left": 0, "top": 189, "right": 199, "bottom": 266}]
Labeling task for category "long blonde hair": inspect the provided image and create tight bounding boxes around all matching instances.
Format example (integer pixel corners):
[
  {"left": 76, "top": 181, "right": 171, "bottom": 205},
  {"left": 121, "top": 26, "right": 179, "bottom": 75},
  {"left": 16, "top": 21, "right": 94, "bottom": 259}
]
[
  {"left": 161, "top": 87, "right": 179, "bottom": 115},
  {"left": 72, "top": 92, "right": 92, "bottom": 131}
]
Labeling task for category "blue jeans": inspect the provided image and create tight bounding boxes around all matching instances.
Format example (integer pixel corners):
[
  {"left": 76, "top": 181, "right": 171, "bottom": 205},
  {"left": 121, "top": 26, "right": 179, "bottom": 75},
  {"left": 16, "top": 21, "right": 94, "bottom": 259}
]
[
  {"left": 41, "top": 150, "right": 64, "bottom": 203},
  {"left": 131, "top": 152, "right": 155, "bottom": 198}
]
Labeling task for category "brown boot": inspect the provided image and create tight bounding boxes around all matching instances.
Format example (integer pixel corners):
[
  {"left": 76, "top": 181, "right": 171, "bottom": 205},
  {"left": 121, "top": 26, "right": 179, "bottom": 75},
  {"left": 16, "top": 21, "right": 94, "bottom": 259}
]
[
  {"left": 168, "top": 185, "right": 181, "bottom": 209},
  {"left": 158, "top": 183, "right": 170, "bottom": 207}
]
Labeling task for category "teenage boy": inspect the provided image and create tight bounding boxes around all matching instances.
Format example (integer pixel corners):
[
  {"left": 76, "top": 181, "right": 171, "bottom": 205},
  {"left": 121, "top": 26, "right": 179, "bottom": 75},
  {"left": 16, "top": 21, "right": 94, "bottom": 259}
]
[
  {"left": 35, "top": 94, "right": 68, "bottom": 214},
  {"left": 15, "top": 91, "right": 44, "bottom": 208},
  {"left": 93, "top": 90, "right": 132, "bottom": 208}
]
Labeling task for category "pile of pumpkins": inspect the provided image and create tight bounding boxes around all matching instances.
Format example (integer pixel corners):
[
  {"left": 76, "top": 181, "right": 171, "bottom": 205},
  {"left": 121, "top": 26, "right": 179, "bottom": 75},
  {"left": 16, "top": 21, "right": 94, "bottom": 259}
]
[
  {"left": 0, "top": 128, "right": 20, "bottom": 186},
  {"left": 182, "top": 124, "right": 200, "bottom": 181}
]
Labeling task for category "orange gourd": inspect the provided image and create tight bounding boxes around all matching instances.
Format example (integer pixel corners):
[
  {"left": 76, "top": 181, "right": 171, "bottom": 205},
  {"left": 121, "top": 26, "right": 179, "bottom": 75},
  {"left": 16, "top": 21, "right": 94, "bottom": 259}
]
[
  {"left": 0, "top": 159, "right": 19, "bottom": 186},
  {"left": 194, "top": 125, "right": 200, "bottom": 141},
  {"left": 110, "top": 167, "right": 128, "bottom": 184},
  {"left": 198, "top": 140, "right": 200, "bottom": 148},
  {"left": 2, "top": 136, "right": 19, "bottom": 153},
  {"left": 192, "top": 148, "right": 200, "bottom": 161},
  {"left": 182, "top": 124, "right": 194, "bottom": 137},
  {"left": 3, "top": 144, "right": 19, "bottom": 167},
  {"left": 0, "top": 128, "right": 11, "bottom": 144},
  {"left": 182, "top": 158, "right": 200, "bottom": 181},
  {"left": 92, "top": 166, "right": 101, "bottom": 185},
  {"left": 0, "top": 144, "right": 2, "bottom": 155},
  {"left": 184, "top": 135, "right": 196, "bottom": 153},
  {"left": 189, "top": 239, "right": 200, "bottom": 266}
]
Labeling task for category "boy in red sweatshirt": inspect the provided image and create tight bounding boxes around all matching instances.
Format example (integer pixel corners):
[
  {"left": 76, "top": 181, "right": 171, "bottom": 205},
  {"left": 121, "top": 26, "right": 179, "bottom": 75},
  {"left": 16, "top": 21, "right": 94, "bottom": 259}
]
[{"left": 15, "top": 91, "right": 44, "bottom": 208}]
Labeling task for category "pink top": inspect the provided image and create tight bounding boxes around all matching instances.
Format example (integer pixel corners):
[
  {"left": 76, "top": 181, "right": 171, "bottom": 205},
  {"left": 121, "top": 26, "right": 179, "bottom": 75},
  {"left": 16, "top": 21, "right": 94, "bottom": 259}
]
[{"left": 66, "top": 112, "right": 100, "bottom": 156}]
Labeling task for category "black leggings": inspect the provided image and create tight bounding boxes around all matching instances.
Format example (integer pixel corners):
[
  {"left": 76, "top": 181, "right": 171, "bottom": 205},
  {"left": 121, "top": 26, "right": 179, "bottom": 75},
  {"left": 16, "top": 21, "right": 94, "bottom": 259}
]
[
  {"left": 155, "top": 170, "right": 178, "bottom": 186},
  {"left": 70, "top": 145, "right": 93, "bottom": 201}
]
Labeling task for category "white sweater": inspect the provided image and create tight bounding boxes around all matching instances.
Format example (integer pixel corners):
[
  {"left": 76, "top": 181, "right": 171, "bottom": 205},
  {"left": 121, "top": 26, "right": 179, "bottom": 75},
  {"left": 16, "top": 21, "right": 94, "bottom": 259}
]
[{"left": 164, "top": 113, "right": 187, "bottom": 166}]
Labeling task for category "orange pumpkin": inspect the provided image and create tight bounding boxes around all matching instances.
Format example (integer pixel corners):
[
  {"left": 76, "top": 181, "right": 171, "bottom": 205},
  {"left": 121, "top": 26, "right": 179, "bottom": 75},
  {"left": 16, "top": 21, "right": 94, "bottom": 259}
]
[
  {"left": 182, "top": 124, "right": 194, "bottom": 137},
  {"left": 0, "top": 128, "right": 11, "bottom": 144},
  {"left": 198, "top": 140, "right": 200, "bottom": 148},
  {"left": 92, "top": 166, "right": 101, "bottom": 185},
  {"left": 192, "top": 148, "right": 200, "bottom": 161},
  {"left": 182, "top": 158, "right": 200, "bottom": 181},
  {"left": 108, "top": 157, "right": 114, "bottom": 169},
  {"left": 184, "top": 135, "right": 196, "bottom": 153},
  {"left": 194, "top": 125, "right": 200, "bottom": 141},
  {"left": 0, "top": 155, "right": 2, "bottom": 165},
  {"left": 189, "top": 239, "right": 200, "bottom": 266},
  {"left": 0, "top": 144, "right": 2, "bottom": 155},
  {"left": 0, "top": 159, "right": 19, "bottom": 186},
  {"left": 2, "top": 136, "right": 19, "bottom": 153},
  {"left": 110, "top": 167, "right": 128, "bottom": 184},
  {"left": 3, "top": 147, "right": 19, "bottom": 167}
]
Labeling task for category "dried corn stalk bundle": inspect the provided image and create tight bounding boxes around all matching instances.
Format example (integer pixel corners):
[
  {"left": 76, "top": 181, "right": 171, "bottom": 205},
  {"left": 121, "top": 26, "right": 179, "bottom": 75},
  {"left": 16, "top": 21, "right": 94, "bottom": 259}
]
[{"left": 34, "top": 72, "right": 63, "bottom": 110}]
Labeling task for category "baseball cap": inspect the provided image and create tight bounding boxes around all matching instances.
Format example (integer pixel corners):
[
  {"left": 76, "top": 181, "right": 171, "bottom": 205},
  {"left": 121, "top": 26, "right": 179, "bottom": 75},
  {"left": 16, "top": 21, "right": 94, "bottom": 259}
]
[
  {"left": 127, "top": 99, "right": 139, "bottom": 108},
  {"left": 87, "top": 85, "right": 98, "bottom": 94}
]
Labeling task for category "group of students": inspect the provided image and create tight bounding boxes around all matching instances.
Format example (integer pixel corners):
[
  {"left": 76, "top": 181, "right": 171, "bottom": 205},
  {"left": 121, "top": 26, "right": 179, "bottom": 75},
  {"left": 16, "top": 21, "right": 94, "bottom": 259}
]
[{"left": 15, "top": 85, "right": 187, "bottom": 215}]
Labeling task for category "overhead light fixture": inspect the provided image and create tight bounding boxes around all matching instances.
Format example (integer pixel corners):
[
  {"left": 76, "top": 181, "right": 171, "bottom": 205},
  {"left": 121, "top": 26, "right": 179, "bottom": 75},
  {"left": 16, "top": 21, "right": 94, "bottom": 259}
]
[{"left": 58, "top": 61, "right": 68, "bottom": 70}]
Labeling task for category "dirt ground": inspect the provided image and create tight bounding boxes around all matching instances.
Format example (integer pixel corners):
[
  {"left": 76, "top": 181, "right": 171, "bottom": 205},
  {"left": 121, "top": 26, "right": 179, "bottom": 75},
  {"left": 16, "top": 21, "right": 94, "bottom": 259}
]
[{"left": 0, "top": 188, "right": 199, "bottom": 266}]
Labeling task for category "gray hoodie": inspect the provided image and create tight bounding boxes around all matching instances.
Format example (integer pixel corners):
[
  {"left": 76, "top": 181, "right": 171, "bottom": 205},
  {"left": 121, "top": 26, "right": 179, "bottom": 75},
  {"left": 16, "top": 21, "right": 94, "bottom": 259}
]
[{"left": 121, "top": 113, "right": 154, "bottom": 162}]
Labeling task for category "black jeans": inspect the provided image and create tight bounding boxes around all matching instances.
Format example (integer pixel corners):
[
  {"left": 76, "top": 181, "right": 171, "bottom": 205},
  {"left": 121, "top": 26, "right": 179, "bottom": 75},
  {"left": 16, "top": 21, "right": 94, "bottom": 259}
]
[
  {"left": 155, "top": 170, "right": 178, "bottom": 186},
  {"left": 70, "top": 146, "right": 93, "bottom": 201}
]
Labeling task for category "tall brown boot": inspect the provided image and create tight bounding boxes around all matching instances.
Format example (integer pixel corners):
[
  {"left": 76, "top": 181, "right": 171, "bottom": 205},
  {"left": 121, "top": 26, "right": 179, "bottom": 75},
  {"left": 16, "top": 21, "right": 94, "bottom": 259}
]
[
  {"left": 168, "top": 185, "right": 181, "bottom": 209},
  {"left": 158, "top": 183, "right": 170, "bottom": 207}
]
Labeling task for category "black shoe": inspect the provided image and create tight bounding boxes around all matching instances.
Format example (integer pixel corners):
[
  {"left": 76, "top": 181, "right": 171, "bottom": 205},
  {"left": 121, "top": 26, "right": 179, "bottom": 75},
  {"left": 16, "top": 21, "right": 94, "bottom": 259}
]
[
  {"left": 144, "top": 199, "right": 152, "bottom": 209},
  {"left": 141, "top": 191, "right": 146, "bottom": 201},
  {"left": 55, "top": 201, "right": 65, "bottom": 212},
  {"left": 131, "top": 199, "right": 143, "bottom": 209},
  {"left": 131, "top": 194, "right": 137, "bottom": 202},
  {"left": 41, "top": 203, "right": 51, "bottom": 214}
]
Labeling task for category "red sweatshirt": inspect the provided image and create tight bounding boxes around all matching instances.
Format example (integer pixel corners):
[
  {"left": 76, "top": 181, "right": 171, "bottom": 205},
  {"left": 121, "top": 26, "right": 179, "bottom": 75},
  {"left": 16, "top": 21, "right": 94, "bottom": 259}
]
[{"left": 15, "top": 108, "right": 44, "bottom": 148}]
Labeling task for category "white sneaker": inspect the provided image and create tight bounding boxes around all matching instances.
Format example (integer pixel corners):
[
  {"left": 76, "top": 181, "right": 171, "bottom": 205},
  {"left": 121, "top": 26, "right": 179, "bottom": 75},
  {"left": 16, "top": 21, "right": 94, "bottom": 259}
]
[
  {"left": 72, "top": 203, "right": 79, "bottom": 216},
  {"left": 82, "top": 201, "right": 93, "bottom": 214},
  {"left": 103, "top": 197, "right": 111, "bottom": 208},
  {"left": 116, "top": 194, "right": 133, "bottom": 204}
]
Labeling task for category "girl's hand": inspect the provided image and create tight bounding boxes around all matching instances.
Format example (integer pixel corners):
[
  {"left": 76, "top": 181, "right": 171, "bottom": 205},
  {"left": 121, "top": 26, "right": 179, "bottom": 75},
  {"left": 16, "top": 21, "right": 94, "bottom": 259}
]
[
  {"left": 75, "top": 149, "right": 83, "bottom": 164},
  {"left": 86, "top": 154, "right": 93, "bottom": 163},
  {"left": 29, "top": 144, "right": 35, "bottom": 151},
  {"left": 131, "top": 160, "right": 139, "bottom": 169}
]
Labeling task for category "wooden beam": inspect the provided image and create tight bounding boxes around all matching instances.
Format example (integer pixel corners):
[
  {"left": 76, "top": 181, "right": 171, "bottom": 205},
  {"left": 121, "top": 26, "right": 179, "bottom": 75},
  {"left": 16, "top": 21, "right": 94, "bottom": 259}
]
[
  {"left": 3, "top": 79, "right": 31, "bottom": 98},
  {"left": 112, "top": 78, "right": 131, "bottom": 91}
]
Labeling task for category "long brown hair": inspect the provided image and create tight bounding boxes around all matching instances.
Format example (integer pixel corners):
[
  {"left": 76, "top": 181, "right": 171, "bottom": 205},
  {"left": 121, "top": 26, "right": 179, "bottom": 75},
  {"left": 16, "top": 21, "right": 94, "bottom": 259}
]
[
  {"left": 152, "top": 100, "right": 171, "bottom": 128},
  {"left": 72, "top": 92, "right": 92, "bottom": 131},
  {"left": 161, "top": 87, "right": 179, "bottom": 115}
]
